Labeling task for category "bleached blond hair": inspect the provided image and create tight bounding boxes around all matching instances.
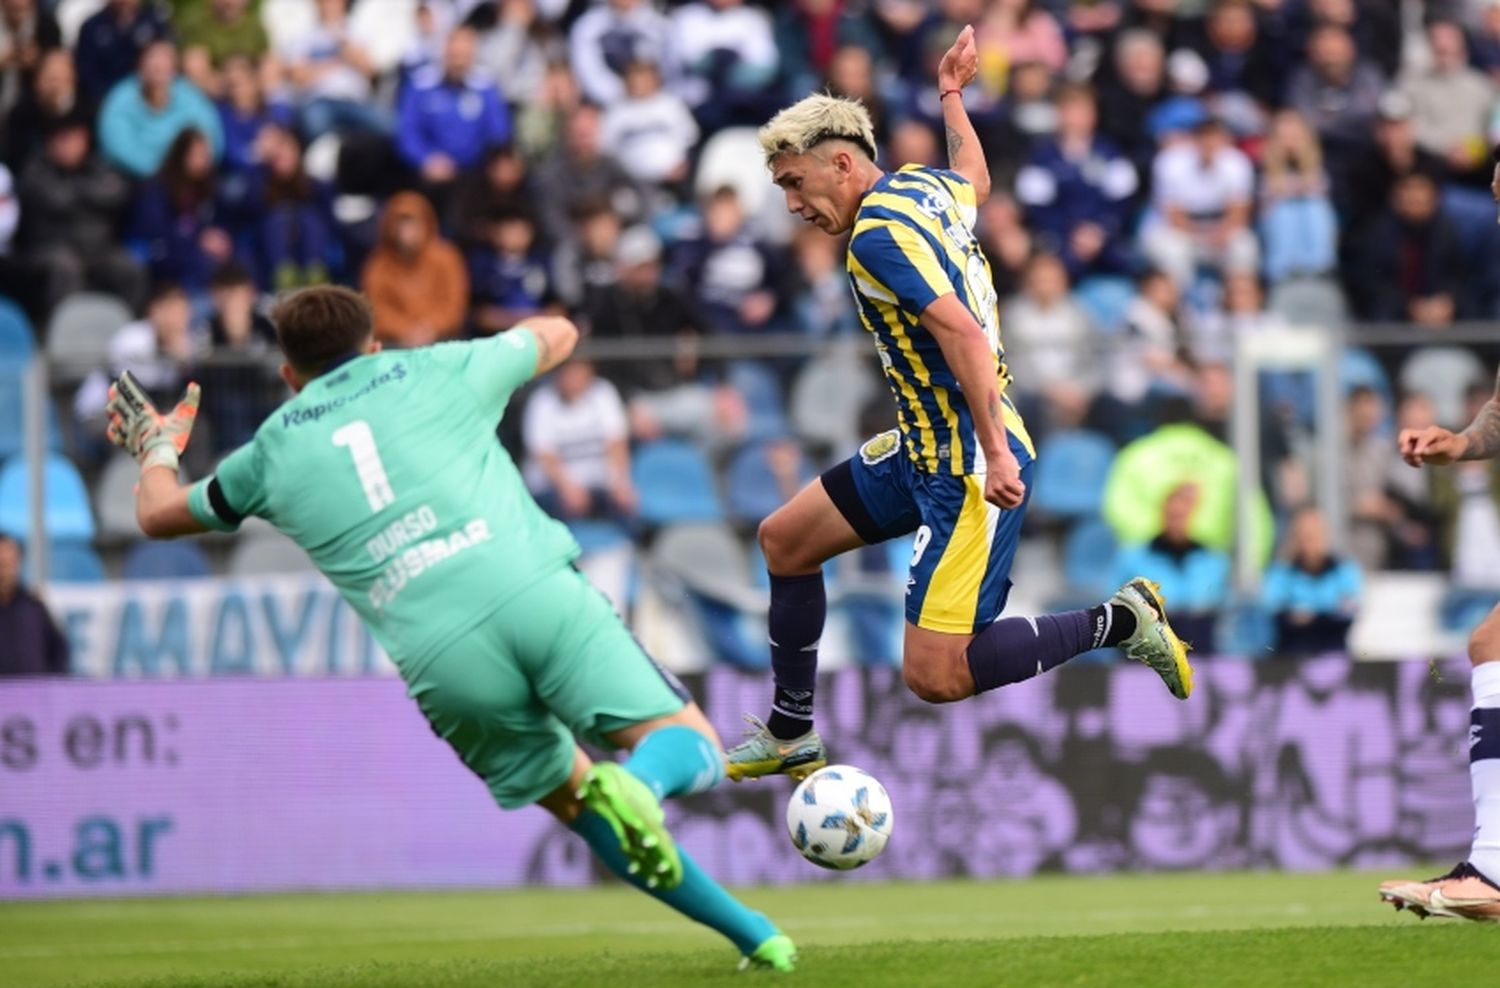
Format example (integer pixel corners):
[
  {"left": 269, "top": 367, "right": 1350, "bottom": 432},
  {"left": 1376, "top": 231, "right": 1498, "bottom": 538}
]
[{"left": 758, "top": 93, "right": 878, "bottom": 169}]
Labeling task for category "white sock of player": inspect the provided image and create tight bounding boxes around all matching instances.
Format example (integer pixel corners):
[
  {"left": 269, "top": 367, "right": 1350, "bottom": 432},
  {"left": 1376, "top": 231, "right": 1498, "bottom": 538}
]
[{"left": 1469, "top": 662, "right": 1500, "bottom": 882}]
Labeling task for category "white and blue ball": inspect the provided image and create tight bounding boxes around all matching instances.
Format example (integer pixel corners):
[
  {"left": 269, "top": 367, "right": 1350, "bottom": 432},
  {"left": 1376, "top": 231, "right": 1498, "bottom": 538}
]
[{"left": 785, "top": 765, "right": 894, "bottom": 870}]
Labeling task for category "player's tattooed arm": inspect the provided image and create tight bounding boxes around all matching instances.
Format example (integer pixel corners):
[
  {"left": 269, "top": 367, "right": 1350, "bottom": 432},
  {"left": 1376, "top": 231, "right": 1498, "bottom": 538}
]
[
  {"left": 1460, "top": 368, "right": 1500, "bottom": 460},
  {"left": 936, "top": 25, "right": 990, "bottom": 201}
]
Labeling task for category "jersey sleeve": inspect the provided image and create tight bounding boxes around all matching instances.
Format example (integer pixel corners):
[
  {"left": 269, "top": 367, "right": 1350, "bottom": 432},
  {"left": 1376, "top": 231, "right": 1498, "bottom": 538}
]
[
  {"left": 848, "top": 219, "right": 956, "bottom": 316},
  {"left": 187, "top": 441, "right": 265, "bottom": 532},
  {"left": 444, "top": 329, "right": 541, "bottom": 416}
]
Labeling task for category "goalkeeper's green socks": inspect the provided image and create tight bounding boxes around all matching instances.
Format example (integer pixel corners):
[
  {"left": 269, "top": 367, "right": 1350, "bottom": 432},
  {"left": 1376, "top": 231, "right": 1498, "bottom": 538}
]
[{"left": 570, "top": 810, "right": 777, "bottom": 954}]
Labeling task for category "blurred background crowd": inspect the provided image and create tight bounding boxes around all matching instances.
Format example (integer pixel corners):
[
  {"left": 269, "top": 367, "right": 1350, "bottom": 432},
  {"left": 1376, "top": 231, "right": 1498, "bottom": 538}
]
[{"left": 4, "top": 0, "right": 1500, "bottom": 674}]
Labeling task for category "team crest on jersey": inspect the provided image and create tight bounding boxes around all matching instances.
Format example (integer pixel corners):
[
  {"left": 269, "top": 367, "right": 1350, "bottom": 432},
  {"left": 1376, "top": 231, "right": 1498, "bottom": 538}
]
[
  {"left": 916, "top": 190, "right": 954, "bottom": 220},
  {"left": 860, "top": 430, "right": 901, "bottom": 465}
]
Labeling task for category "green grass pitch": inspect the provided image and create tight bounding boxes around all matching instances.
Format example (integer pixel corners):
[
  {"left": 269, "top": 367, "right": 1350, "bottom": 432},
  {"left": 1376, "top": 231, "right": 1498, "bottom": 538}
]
[{"left": 4, "top": 871, "right": 1497, "bottom": 988}]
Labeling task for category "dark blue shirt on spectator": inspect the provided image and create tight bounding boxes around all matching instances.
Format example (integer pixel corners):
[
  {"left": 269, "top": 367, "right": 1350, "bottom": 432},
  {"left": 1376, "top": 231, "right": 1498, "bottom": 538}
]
[
  {"left": 396, "top": 67, "right": 511, "bottom": 172},
  {"left": 469, "top": 247, "right": 551, "bottom": 315},
  {"left": 127, "top": 179, "right": 223, "bottom": 293},
  {"left": 216, "top": 98, "right": 293, "bottom": 178},
  {"left": 75, "top": 1, "right": 172, "bottom": 105},
  {"left": 1015, "top": 135, "right": 1139, "bottom": 278}
]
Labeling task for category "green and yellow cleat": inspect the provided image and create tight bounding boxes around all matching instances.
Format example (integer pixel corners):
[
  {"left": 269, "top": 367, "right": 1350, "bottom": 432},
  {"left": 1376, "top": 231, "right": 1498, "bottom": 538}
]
[
  {"left": 577, "top": 762, "right": 683, "bottom": 890},
  {"left": 1112, "top": 577, "right": 1194, "bottom": 700},
  {"left": 738, "top": 933, "right": 798, "bottom": 973},
  {"left": 724, "top": 715, "right": 827, "bottom": 782}
]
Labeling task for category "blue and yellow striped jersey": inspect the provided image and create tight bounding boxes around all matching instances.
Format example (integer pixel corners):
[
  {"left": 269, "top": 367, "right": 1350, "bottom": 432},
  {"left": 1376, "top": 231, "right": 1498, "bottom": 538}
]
[{"left": 846, "top": 164, "right": 1030, "bottom": 475}]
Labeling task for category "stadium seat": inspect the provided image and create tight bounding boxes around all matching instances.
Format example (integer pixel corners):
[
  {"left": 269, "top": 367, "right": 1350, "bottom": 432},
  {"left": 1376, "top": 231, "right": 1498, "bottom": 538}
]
[
  {"left": 45, "top": 540, "right": 106, "bottom": 583},
  {"left": 632, "top": 440, "right": 723, "bottom": 524},
  {"left": 45, "top": 292, "right": 132, "bottom": 366},
  {"left": 1064, "top": 520, "right": 1118, "bottom": 599},
  {"left": 724, "top": 442, "right": 808, "bottom": 526},
  {"left": 1029, "top": 430, "right": 1116, "bottom": 521},
  {"left": 228, "top": 530, "right": 317, "bottom": 576},
  {"left": 790, "top": 345, "right": 878, "bottom": 453},
  {"left": 727, "top": 360, "right": 788, "bottom": 441},
  {"left": 646, "top": 521, "right": 766, "bottom": 669},
  {"left": 0, "top": 298, "right": 34, "bottom": 361},
  {"left": 566, "top": 519, "right": 632, "bottom": 554},
  {"left": 1400, "top": 347, "right": 1488, "bottom": 427},
  {"left": 1339, "top": 347, "right": 1392, "bottom": 403},
  {"left": 1268, "top": 277, "right": 1348, "bottom": 329},
  {"left": 0, "top": 362, "right": 63, "bottom": 461},
  {"left": 694, "top": 127, "right": 772, "bottom": 216},
  {"left": 1074, "top": 276, "right": 1136, "bottom": 334},
  {"left": 0, "top": 452, "right": 97, "bottom": 541},
  {"left": 95, "top": 454, "right": 144, "bottom": 539},
  {"left": 122, "top": 540, "right": 213, "bottom": 581}
]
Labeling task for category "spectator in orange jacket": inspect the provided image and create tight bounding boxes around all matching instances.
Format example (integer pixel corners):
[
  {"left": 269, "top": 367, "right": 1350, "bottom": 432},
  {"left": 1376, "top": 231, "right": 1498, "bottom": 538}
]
[{"left": 361, "top": 190, "right": 468, "bottom": 346}]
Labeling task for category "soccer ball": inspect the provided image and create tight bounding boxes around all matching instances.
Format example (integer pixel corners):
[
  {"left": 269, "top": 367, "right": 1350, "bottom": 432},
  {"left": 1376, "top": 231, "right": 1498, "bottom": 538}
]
[{"left": 785, "top": 765, "right": 894, "bottom": 870}]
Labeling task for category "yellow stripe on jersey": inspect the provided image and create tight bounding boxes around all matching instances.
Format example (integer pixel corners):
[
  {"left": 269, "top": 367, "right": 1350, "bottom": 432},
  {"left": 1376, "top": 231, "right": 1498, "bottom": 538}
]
[
  {"left": 861, "top": 192, "right": 973, "bottom": 282},
  {"left": 848, "top": 247, "right": 940, "bottom": 458},
  {"left": 918, "top": 476, "right": 994, "bottom": 633},
  {"left": 1002, "top": 394, "right": 1037, "bottom": 460},
  {"left": 860, "top": 218, "right": 953, "bottom": 304}
]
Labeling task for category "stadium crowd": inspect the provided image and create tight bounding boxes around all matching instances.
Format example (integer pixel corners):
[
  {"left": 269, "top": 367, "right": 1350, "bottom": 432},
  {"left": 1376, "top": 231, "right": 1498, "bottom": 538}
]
[{"left": 5, "top": 0, "right": 1500, "bottom": 670}]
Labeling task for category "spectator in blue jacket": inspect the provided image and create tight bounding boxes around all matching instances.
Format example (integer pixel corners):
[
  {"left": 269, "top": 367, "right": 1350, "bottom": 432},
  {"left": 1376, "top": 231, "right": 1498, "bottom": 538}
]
[
  {"left": 1113, "top": 482, "right": 1230, "bottom": 652},
  {"left": 1262, "top": 504, "right": 1364, "bottom": 655},
  {"left": 215, "top": 54, "right": 293, "bottom": 181},
  {"left": 98, "top": 40, "right": 224, "bottom": 178},
  {"left": 1014, "top": 82, "right": 1138, "bottom": 280},
  {"left": 243, "top": 122, "right": 336, "bottom": 290},
  {"left": 468, "top": 209, "right": 553, "bottom": 335},
  {"left": 127, "top": 128, "right": 232, "bottom": 294},
  {"left": 396, "top": 27, "right": 511, "bottom": 191},
  {"left": 669, "top": 184, "right": 787, "bottom": 336},
  {"left": 73, "top": 0, "right": 171, "bottom": 106}
]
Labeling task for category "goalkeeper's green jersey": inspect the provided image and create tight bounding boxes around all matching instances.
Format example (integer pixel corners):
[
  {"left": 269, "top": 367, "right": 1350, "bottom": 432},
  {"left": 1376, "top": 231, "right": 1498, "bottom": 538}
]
[{"left": 187, "top": 331, "right": 580, "bottom": 672}]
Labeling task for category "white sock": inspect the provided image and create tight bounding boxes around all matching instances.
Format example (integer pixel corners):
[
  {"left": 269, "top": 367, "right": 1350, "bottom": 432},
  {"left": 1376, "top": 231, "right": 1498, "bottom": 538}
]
[{"left": 1469, "top": 663, "right": 1500, "bottom": 881}]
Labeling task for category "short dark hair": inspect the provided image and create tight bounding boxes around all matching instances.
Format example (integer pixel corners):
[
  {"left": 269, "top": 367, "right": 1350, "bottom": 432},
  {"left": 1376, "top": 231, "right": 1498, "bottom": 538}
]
[
  {"left": 210, "top": 261, "right": 255, "bottom": 291},
  {"left": 271, "top": 286, "right": 374, "bottom": 374}
]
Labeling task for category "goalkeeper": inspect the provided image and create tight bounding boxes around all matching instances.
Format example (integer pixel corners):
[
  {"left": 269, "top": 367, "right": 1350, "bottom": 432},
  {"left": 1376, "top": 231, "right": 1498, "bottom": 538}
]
[{"left": 106, "top": 286, "right": 795, "bottom": 973}]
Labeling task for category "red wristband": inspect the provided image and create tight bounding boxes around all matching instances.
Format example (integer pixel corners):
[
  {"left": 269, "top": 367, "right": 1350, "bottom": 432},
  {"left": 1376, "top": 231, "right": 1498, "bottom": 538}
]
[{"left": 940, "top": 88, "right": 962, "bottom": 101}]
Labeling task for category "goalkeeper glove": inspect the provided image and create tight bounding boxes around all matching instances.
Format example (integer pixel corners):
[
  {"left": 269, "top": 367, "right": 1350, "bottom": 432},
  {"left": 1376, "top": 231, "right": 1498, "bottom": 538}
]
[{"left": 106, "top": 371, "right": 201, "bottom": 473}]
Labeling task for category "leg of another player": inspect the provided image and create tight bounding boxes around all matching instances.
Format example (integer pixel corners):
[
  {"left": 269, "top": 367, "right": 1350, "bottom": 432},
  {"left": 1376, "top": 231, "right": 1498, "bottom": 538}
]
[
  {"left": 1465, "top": 608, "right": 1500, "bottom": 893},
  {"left": 539, "top": 745, "right": 795, "bottom": 969},
  {"left": 756, "top": 478, "right": 865, "bottom": 739},
  {"left": 1381, "top": 605, "right": 1500, "bottom": 918},
  {"left": 902, "top": 580, "right": 1192, "bottom": 703}
]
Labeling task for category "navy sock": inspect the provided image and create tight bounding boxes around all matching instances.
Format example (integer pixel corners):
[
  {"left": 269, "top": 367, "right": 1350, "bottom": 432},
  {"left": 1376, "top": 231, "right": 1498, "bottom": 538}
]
[
  {"left": 767, "top": 571, "right": 825, "bottom": 740},
  {"left": 624, "top": 725, "right": 724, "bottom": 801},
  {"left": 965, "top": 606, "right": 1128, "bottom": 694},
  {"left": 571, "top": 811, "right": 777, "bottom": 954}
]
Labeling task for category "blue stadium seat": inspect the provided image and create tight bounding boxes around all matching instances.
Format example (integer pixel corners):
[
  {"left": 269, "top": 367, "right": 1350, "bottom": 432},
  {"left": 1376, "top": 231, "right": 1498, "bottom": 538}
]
[
  {"left": 0, "top": 298, "right": 34, "bottom": 361},
  {"left": 727, "top": 360, "right": 788, "bottom": 441},
  {"left": 47, "top": 541, "right": 106, "bottom": 583},
  {"left": 122, "top": 540, "right": 212, "bottom": 580},
  {"left": 566, "top": 519, "right": 632, "bottom": 554},
  {"left": 1030, "top": 430, "right": 1116, "bottom": 521},
  {"left": 1073, "top": 276, "right": 1135, "bottom": 334},
  {"left": 1339, "top": 347, "right": 1392, "bottom": 405},
  {"left": 0, "top": 452, "right": 98, "bottom": 541},
  {"left": 632, "top": 440, "right": 722, "bottom": 524},
  {"left": 724, "top": 442, "right": 808, "bottom": 525},
  {"left": 1064, "top": 520, "right": 1117, "bottom": 598},
  {"left": 1216, "top": 601, "right": 1276, "bottom": 657},
  {"left": 0, "top": 359, "right": 63, "bottom": 461}
]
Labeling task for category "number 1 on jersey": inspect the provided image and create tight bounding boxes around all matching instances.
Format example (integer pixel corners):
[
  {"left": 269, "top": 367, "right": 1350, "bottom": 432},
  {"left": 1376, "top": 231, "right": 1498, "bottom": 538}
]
[{"left": 332, "top": 421, "right": 395, "bottom": 512}]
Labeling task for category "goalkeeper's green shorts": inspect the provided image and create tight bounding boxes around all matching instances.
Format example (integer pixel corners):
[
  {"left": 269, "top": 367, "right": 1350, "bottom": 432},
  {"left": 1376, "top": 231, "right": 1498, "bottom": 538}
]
[{"left": 405, "top": 565, "right": 689, "bottom": 809}]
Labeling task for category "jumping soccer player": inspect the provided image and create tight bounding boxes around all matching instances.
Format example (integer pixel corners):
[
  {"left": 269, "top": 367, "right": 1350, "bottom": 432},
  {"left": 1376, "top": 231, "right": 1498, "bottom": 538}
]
[
  {"left": 1378, "top": 154, "right": 1500, "bottom": 920},
  {"left": 727, "top": 26, "right": 1193, "bottom": 782},
  {"left": 106, "top": 287, "right": 796, "bottom": 970}
]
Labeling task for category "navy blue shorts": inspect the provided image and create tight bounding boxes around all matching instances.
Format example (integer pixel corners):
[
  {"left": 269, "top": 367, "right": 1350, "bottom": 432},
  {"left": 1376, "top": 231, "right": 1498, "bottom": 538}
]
[{"left": 822, "top": 429, "right": 1035, "bottom": 634}]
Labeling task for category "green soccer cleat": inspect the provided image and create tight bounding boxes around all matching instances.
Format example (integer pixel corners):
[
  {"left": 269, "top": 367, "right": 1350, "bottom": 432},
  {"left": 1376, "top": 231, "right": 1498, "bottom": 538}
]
[
  {"left": 724, "top": 715, "right": 827, "bottom": 782},
  {"left": 1111, "top": 577, "right": 1194, "bottom": 700},
  {"left": 738, "top": 933, "right": 798, "bottom": 973},
  {"left": 577, "top": 762, "right": 683, "bottom": 890}
]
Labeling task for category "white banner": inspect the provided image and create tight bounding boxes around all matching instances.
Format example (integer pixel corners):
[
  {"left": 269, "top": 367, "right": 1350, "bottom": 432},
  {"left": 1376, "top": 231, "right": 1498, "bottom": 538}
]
[{"left": 45, "top": 575, "right": 395, "bottom": 679}]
